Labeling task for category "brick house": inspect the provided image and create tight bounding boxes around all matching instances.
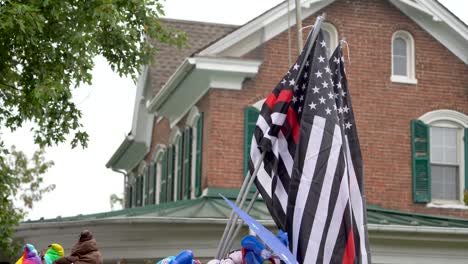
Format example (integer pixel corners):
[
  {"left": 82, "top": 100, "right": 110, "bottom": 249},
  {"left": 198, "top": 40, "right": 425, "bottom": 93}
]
[{"left": 14, "top": 0, "right": 468, "bottom": 263}]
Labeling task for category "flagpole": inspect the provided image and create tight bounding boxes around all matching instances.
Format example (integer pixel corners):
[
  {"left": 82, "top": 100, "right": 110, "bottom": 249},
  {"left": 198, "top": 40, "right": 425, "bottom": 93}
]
[
  {"left": 295, "top": 0, "right": 303, "bottom": 53},
  {"left": 215, "top": 152, "right": 266, "bottom": 259},
  {"left": 221, "top": 190, "right": 260, "bottom": 257},
  {"left": 294, "top": 13, "right": 326, "bottom": 84},
  {"left": 216, "top": 13, "right": 327, "bottom": 260}
]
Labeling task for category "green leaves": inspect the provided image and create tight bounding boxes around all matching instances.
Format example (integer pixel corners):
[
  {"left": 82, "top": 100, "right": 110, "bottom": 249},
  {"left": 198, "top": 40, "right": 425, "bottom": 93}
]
[
  {"left": 0, "top": 0, "right": 186, "bottom": 149},
  {"left": 0, "top": 145, "right": 54, "bottom": 258},
  {"left": 0, "top": 0, "right": 186, "bottom": 259}
]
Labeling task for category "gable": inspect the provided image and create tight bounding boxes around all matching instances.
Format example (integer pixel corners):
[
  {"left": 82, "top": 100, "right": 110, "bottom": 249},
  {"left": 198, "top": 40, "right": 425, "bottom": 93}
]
[{"left": 198, "top": 0, "right": 468, "bottom": 64}]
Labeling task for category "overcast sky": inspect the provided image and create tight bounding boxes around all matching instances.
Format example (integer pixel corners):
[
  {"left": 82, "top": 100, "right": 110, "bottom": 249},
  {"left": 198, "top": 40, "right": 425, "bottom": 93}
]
[{"left": 3, "top": 0, "right": 466, "bottom": 221}]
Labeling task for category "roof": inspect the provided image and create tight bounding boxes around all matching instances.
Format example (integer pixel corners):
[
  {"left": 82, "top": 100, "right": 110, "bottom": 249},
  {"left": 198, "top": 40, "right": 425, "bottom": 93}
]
[
  {"left": 149, "top": 19, "right": 238, "bottom": 97},
  {"left": 24, "top": 188, "right": 468, "bottom": 229},
  {"left": 197, "top": 0, "right": 468, "bottom": 63}
]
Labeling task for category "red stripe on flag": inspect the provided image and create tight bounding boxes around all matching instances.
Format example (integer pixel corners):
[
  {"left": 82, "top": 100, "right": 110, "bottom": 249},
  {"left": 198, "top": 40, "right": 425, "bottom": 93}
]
[
  {"left": 286, "top": 106, "right": 300, "bottom": 143},
  {"left": 265, "top": 93, "right": 277, "bottom": 110},
  {"left": 277, "top": 89, "right": 293, "bottom": 103},
  {"left": 342, "top": 229, "right": 356, "bottom": 264}
]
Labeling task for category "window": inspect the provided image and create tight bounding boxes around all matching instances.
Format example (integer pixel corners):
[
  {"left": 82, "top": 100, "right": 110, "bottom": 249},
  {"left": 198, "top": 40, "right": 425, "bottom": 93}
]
[
  {"left": 411, "top": 110, "right": 468, "bottom": 205},
  {"left": 152, "top": 146, "right": 167, "bottom": 205},
  {"left": 391, "top": 31, "right": 417, "bottom": 84},
  {"left": 186, "top": 107, "right": 204, "bottom": 199},
  {"left": 322, "top": 23, "right": 338, "bottom": 58},
  {"left": 430, "top": 126, "right": 459, "bottom": 200}
]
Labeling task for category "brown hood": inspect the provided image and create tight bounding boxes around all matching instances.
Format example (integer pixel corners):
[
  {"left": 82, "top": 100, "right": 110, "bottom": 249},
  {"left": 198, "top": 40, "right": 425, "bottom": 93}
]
[{"left": 71, "top": 238, "right": 99, "bottom": 256}]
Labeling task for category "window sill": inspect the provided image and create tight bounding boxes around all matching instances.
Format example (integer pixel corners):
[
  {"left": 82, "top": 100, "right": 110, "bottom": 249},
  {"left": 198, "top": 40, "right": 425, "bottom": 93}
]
[
  {"left": 391, "top": 75, "right": 418, "bottom": 84},
  {"left": 427, "top": 202, "right": 468, "bottom": 210}
]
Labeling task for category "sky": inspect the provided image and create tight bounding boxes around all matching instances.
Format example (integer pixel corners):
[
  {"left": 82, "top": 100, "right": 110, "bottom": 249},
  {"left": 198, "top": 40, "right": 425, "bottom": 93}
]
[{"left": 2, "top": 0, "right": 467, "bottom": 221}]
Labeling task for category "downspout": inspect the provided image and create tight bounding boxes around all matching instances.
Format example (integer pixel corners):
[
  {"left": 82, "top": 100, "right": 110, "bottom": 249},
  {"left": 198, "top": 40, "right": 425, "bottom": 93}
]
[{"left": 112, "top": 169, "right": 128, "bottom": 209}]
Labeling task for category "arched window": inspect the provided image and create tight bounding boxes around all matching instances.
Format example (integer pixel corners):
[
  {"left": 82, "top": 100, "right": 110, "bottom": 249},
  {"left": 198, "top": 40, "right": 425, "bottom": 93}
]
[
  {"left": 412, "top": 110, "right": 468, "bottom": 205},
  {"left": 391, "top": 31, "right": 417, "bottom": 84},
  {"left": 153, "top": 145, "right": 167, "bottom": 204},
  {"left": 322, "top": 23, "right": 338, "bottom": 58},
  {"left": 169, "top": 128, "right": 182, "bottom": 201},
  {"left": 135, "top": 161, "right": 146, "bottom": 207},
  {"left": 186, "top": 107, "right": 204, "bottom": 199}
]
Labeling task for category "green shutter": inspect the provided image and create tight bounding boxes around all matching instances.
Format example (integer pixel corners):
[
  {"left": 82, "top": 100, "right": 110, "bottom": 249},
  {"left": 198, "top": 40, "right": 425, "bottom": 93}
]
[
  {"left": 160, "top": 150, "right": 168, "bottom": 204},
  {"left": 244, "top": 107, "right": 259, "bottom": 192},
  {"left": 465, "top": 128, "right": 468, "bottom": 191},
  {"left": 411, "top": 120, "right": 431, "bottom": 203},
  {"left": 132, "top": 180, "right": 137, "bottom": 208},
  {"left": 152, "top": 163, "right": 157, "bottom": 204},
  {"left": 127, "top": 185, "right": 133, "bottom": 208},
  {"left": 195, "top": 113, "right": 204, "bottom": 197},
  {"left": 177, "top": 136, "right": 183, "bottom": 200},
  {"left": 148, "top": 163, "right": 154, "bottom": 204},
  {"left": 184, "top": 127, "right": 192, "bottom": 199},
  {"left": 144, "top": 167, "right": 149, "bottom": 206},
  {"left": 137, "top": 176, "right": 143, "bottom": 207},
  {"left": 167, "top": 145, "right": 174, "bottom": 202}
]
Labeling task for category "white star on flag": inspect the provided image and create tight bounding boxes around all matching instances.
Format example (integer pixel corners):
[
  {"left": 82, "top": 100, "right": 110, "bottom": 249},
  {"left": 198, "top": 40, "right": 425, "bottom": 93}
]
[
  {"left": 322, "top": 80, "right": 329, "bottom": 88},
  {"left": 293, "top": 63, "right": 299, "bottom": 70},
  {"left": 325, "top": 107, "right": 332, "bottom": 115},
  {"left": 320, "top": 40, "right": 326, "bottom": 47},
  {"left": 315, "top": 70, "right": 323, "bottom": 78},
  {"left": 333, "top": 56, "right": 340, "bottom": 64},
  {"left": 318, "top": 55, "right": 325, "bottom": 63},
  {"left": 309, "top": 102, "right": 317, "bottom": 109},
  {"left": 289, "top": 79, "right": 295, "bottom": 86},
  {"left": 312, "top": 86, "right": 320, "bottom": 93},
  {"left": 345, "top": 121, "right": 352, "bottom": 129},
  {"left": 328, "top": 92, "right": 334, "bottom": 99},
  {"left": 319, "top": 96, "right": 326, "bottom": 104},
  {"left": 343, "top": 105, "right": 350, "bottom": 113}
]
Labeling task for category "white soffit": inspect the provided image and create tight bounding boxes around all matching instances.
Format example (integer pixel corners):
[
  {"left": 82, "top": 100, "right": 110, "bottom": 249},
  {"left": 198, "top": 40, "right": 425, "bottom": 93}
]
[{"left": 146, "top": 57, "right": 261, "bottom": 125}]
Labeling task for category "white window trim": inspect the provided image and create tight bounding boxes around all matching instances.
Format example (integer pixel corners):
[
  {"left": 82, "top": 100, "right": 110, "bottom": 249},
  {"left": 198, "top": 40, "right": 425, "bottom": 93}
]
[
  {"left": 169, "top": 128, "right": 182, "bottom": 201},
  {"left": 252, "top": 99, "right": 265, "bottom": 110},
  {"left": 186, "top": 107, "right": 200, "bottom": 199},
  {"left": 419, "top": 110, "right": 468, "bottom": 208},
  {"left": 391, "top": 30, "right": 417, "bottom": 84},
  {"left": 322, "top": 22, "right": 338, "bottom": 57},
  {"left": 136, "top": 161, "right": 147, "bottom": 206},
  {"left": 153, "top": 144, "right": 167, "bottom": 205}
]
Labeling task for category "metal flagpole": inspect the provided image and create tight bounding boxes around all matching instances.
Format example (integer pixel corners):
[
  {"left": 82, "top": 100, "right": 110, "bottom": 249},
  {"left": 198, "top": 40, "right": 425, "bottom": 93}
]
[
  {"left": 295, "top": 0, "right": 303, "bottom": 53},
  {"left": 215, "top": 152, "right": 266, "bottom": 259},
  {"left": 222, "top": 190, "right": 260, "bottom": 257},
  {"left": 215, "top": 12, "right": 327, "bottom": 260}
]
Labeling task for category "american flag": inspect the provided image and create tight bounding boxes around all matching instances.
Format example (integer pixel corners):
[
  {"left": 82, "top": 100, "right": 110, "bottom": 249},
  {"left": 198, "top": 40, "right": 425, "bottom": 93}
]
[
  {"left": 286, "top": 33, "right": 370, "bottom": 263},
  {"left": 248, "top": 33, "right": 315, "bottom": 231},
  {"left": 250, "top": 28, "right": 370, "bottom": 263}
]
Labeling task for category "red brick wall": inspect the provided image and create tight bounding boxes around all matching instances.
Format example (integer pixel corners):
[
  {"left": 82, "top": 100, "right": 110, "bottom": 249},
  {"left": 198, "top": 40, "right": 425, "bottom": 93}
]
[
  {"left": 148, "top": 0, "right": 468, "bottom": 218},
  {"left": 206, "top": 0, "right": 468, "bottom": 217}
]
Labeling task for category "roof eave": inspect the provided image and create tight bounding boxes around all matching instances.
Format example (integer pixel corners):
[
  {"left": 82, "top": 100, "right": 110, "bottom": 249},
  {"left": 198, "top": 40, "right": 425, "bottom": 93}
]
[
  {"left": 147, "top": 58, "right": 195, "bottom": 113},
  {"left": 105, "top": 135, "right": 149, "bottom": 172}
]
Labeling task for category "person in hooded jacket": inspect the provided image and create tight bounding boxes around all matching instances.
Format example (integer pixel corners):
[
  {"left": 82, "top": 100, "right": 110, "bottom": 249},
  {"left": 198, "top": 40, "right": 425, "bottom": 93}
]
[{"left": 54, "top": 230, "right": 103, "bottom": 264}]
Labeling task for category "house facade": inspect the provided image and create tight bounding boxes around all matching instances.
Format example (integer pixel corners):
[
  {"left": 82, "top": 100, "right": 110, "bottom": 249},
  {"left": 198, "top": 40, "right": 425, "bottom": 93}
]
[{"left": 12, "top": 0, "right": 468, "bottom": 263}]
